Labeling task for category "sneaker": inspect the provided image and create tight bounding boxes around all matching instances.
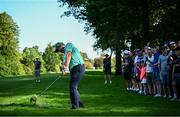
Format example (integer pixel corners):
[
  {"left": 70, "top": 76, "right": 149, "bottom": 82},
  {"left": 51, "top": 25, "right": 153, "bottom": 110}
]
[
  {"left": 144, "top": 92, "right": 147, "bottom": 95},
  {"left": 170, "top": 97, "right": 177, "bottom": 101},
  {"left": 126, "top": 88, "right": 130, "bottom": 91},
  {"left": 136, "top": 88, "right": 139, "bottom": 92},
  {"left": 109, "top": 80, "right": 112, "bottom": 84},
  {"left": 104, "top": 80, "right": 107, "bottom": 84},
  {"left": 154, "top": 94, "right": 161, "bottom": 97},
  {"left": 132, "top": 88, "right": 136, "bottom": 91},
  {"left": 168, "top": 95, "right": 172, "bottom": 99},
  {"left": 139, "top": 91, "right": 142, "bottom": 94},
  {"left": 163, "top": 95, "right": 167, "bottom": 98}
]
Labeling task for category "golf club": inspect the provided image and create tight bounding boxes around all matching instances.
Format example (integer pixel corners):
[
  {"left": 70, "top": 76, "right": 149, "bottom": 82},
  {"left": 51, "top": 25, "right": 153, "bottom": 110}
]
[{"left": 30, "top": 73, "right": 63, "bottom": 105}]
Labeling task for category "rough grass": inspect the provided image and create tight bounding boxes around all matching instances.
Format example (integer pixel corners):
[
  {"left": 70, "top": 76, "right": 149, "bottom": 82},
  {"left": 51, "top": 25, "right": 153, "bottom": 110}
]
[{"left": 0, "top": 71, "right": 180, "bottom": 116}]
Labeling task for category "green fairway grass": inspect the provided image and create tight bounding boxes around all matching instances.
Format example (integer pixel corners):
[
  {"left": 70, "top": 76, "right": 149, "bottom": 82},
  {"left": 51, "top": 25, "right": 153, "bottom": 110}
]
[{"left": 0, "top": 71, "right": 180, "bottom": 116}]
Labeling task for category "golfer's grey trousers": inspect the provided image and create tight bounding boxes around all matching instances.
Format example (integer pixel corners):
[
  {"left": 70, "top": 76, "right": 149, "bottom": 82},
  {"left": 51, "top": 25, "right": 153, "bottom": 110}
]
[{"left": 69, "top": 64, "right": 85, "bottom": 108}]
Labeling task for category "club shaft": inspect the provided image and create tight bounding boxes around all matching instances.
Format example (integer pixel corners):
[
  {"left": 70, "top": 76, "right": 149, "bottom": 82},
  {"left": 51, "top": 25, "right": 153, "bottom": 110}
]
[{"left": 37, "top": 76, "right": 61, "bottom": 96}]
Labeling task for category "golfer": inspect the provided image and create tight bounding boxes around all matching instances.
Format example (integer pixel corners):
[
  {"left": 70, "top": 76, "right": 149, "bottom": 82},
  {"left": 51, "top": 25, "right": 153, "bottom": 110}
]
[{"left": 54, "top": 42, "right": 85, "bottom": 110}]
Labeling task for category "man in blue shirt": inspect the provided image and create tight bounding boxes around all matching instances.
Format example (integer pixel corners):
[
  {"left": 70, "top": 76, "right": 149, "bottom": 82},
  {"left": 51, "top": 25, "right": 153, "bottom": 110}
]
[{"left": 54, "top": 42, "right": 85, "bottom": 109}]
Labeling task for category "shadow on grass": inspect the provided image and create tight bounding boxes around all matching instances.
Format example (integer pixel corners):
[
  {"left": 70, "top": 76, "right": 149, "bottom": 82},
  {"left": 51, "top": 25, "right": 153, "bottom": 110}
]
[
  {"left": 0, "top": 103, "right": 46, "bottom": 108},
  {"left": 85, "top": 70, "right": 104, "bottom": 76},
  {"left": 1, "top": 73, "right": 180, "bottom": 116}
]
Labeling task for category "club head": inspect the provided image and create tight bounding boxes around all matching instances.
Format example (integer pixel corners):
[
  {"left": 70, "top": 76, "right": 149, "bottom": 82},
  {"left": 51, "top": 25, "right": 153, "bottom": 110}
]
[{"left": 30, "top": 95, "right": 37, "bottom": 105}]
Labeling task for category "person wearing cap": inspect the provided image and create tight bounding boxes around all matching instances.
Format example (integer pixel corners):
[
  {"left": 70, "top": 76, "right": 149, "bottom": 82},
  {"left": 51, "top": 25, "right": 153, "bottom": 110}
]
[
  {"left": 103, "top": 54, "right": 112, "bottom": 84},
  {"left": 171, "top": 46, "right": 180, "bottom": 101},
  {"left": 122, "top": 50, "right": 133, "bottom": 91},
  {"left": 158, "top": 46, "right": 171, "bottom": 98},
  {"left": 33, "top": 58, "right": 41, "bottom": 83},
  {"left": 145, "top": 47, "right": 155, "bottom": 95},
  {"left": 133, "top": 49, "right": 143, "bottom": 92},
  {"left": 168, "top": 41, "right": 177, "bottom": 97},
  {"left": 153, "top": 46, "right": 161, "bottom": 97},
  {"left": 54, "top": 42, "right": 85, "bottom": 109}
]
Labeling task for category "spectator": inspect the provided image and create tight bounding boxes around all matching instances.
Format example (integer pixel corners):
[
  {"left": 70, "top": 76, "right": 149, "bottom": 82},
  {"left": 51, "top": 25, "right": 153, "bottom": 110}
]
[
  {"left": 158, "top": 46, "right": 171, "bottom": 98},
  {"left": 168, "top": 41, "right": 177, "bottom": 97},
  {"left": 103, "top": 54, "right": 112, "bottom": 84},
  {"left": 33, "top": 58, "right": 41, "bottom": 83},
  {"left": 153, "top": 46, "right": 161, "bottom": 97},
  {"left": 133, "top": 49, "right": 143, "bottom": 92},
  {"left": 122, "top": 50, "right": 133, "bottom": 91},
  {"left": 139, "top": 60, "right": 147, "bottom": 95},
  {"left": 145, "top": 47, "right": 155, "bottom": 95},
  {"left": 171, "top": 46, "right": 180, "bottom": 101}
]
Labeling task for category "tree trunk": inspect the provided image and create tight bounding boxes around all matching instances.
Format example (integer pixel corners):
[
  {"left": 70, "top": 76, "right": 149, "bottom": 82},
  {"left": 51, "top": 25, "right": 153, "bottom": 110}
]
[
  {"left": 142, "top": 0, "right": 150, "bottom": 45},
  {"left": 176, "top": 0, "right": 180, "bottom": 40},
  {"left": 115, "top": 30, "right": 122, "bottom": 75}
]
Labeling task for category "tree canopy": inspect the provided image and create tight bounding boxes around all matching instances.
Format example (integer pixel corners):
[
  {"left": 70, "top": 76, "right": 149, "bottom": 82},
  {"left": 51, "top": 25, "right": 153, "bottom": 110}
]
[
  {"left": 58, "top": 0, "right": 179, "bottom": 75},
  {"left": 0, "top": 12, "right": 24, "bottom": 76}
]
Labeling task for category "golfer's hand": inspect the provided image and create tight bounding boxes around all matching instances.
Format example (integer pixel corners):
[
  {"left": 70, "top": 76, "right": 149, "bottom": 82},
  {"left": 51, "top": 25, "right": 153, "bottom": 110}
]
[{"left": 62, "top": 65, "right": 68, "bottom": 75}]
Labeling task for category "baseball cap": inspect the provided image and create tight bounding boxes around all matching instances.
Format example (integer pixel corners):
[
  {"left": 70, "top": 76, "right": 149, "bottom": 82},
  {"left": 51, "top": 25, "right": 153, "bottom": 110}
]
[
  {"left": 123, "top": 50, "right": 130, "bottom": 55},
  {"left": 170, "top": 41, "right": 175, "bottom": 45},
  {"left": 104, "top": 54, "right": 109, "bottom": 57},
  {"left": 147, "top": 47, "right": 151, "bottom": 50},
  {"left": 53, "top": 42, "right": 64, "bottom": 52}
]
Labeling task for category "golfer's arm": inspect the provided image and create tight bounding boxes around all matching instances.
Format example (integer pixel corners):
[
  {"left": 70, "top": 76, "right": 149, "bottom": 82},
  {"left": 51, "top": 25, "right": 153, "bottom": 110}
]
[{"left": 64, "top": 51, "right": 72, "bottom": 67}]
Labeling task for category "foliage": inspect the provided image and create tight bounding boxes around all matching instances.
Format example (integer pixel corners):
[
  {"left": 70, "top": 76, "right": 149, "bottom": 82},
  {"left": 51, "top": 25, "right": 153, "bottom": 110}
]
[
  {"left": 42, "top": 43, "right": 62, "bottom": 73},
  {"left": 80, "top": 51, "right": 89, "bottom": 60},
  {"left": 58, "top": 0, "right": 180, "bottom": 74},
  {"left": 93, "top": 56, "right": 103, "bottom": 69},
  {"left": 0, "top": 12, "right": 24, "bottom": 76},
  {"left": 84, "top": 60, "right": 93, "bottom": 69},
  {"left": 21, "top": 46, "right": 46, "bottom": 74}
]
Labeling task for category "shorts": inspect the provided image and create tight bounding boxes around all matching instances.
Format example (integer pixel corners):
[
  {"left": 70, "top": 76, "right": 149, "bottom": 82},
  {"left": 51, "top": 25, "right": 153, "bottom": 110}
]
[
  {"left": 35, "top": 69, "right": 40, "bottom": 77},
  {"left": 146, "top": 72, "right": 154, "bottom": 84},
  {"left": 173, "top": 73, "right": 180, "bottom": 83},
  {"left": 160, "top": 72, "right": 168, "bottom": 85},
  {"left": 124, "top": 72, "right": 132, "bottom": 80},
  {"left": 141, "top": 79, "right": 147, "bottom": 84},
  {"left": 104, "top": 67, "right": 111, "bottom": 75},
  {"left": 154, "top": 72, "right": 160, "bottom": 81}
]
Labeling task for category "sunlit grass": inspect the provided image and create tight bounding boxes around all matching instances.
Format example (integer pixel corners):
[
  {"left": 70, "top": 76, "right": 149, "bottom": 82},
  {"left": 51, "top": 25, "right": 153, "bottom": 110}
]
[{"left": 0, "top": 71, "right": 180, "bottom": 116}]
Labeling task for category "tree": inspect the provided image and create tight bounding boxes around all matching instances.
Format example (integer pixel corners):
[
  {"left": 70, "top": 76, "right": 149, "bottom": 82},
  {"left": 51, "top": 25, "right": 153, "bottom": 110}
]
[
  {"left": 21, "top": 46, "right": 46, "bottom": 74},
  {"left": 94, "top": 57, "right": 103, "bottom": 69},
  {"left": 80, "top": 51, "right": 89, "bottom": 60},
  {"left": 59, "top": 0, "right": 142, "bottom": 75},
  {"left": 0, "top": 12, "right": 24, "bottom": 76},
  {"left": 42, "top": 43, "right": 62, "bottom": 73},
  {"left": 58, "top": 0, "right": 180, "bottom": 74}
]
